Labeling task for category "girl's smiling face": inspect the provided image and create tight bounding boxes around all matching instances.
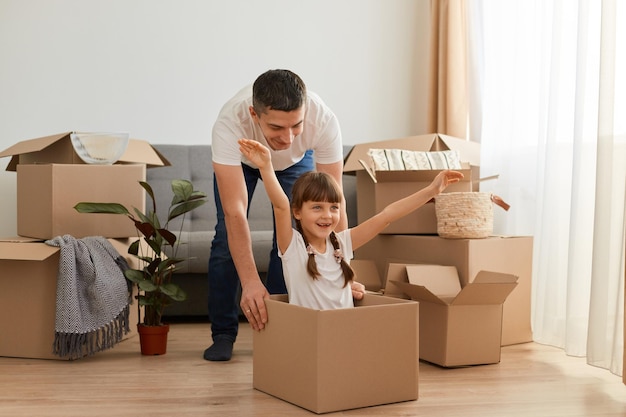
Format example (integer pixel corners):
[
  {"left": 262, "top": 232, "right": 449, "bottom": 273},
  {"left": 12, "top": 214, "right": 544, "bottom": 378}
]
[{"left": 293, "top": 200, "right": 341, "bottom": 245}]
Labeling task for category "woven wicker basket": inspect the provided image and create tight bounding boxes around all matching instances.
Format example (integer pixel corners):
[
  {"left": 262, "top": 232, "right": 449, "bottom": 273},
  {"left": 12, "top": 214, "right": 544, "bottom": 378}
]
[{"left": 435, "top": 192, "right": 494, "bottom": 239}]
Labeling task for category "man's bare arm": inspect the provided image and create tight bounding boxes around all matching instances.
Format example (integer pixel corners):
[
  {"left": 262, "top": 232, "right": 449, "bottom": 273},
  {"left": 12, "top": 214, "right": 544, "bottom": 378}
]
[{"left": 213, "top": 162, "right": 269, "bottom": 330}]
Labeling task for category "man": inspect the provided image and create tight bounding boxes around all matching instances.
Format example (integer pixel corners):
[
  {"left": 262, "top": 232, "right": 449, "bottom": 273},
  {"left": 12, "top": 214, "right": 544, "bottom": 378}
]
[{"left": 205, "top": 69, "right": 347, "bottom": 361}]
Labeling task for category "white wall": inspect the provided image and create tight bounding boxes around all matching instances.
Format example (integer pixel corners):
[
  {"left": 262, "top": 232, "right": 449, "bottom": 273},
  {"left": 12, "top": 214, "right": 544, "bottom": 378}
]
[{"left": 0, "top": 0, "right": 431, "bottom": 236}]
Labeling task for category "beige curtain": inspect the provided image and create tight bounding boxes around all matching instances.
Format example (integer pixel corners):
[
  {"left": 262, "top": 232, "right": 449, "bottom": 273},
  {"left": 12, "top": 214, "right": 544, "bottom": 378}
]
[{"left": 428, "top": 0, "right": 469, "bottom": 139}]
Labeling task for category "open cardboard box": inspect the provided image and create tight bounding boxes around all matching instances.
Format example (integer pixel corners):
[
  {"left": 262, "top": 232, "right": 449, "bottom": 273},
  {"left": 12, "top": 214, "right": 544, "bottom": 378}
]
[
  {"left": 356, "top": 234, "right": 533, "bottom": 346},
  {"left": 387, "top": 264, "right": 518, "bottom": 367},
  {"left": 0, "top": 132, "right": 171, "bottom": 239},
  {"left": 343, "top": 133, "right": 481, "bottom": 234},
  {"left": 0, "top": 237, "right": 140, "bottom": 360},
  {"left": 253, "top": 294, "right": 419, "bottom": 414}
]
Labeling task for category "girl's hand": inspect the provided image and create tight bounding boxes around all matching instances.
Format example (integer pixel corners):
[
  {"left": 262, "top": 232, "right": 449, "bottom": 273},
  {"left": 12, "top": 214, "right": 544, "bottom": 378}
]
[
  {"left": 432, "top": 170, "right": 464, "bottom": 194},
  {"left": 238, "top": 138, "right": 271, "bottom": 169},
  {"left": 351, "top": 281, "right": 366, "bottom": 300}
]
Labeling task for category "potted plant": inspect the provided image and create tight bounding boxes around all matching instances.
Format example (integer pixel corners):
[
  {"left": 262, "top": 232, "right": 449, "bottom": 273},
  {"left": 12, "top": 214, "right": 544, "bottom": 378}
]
[{"left": 74, "top": 179, "right": 207, "bottom": 355}]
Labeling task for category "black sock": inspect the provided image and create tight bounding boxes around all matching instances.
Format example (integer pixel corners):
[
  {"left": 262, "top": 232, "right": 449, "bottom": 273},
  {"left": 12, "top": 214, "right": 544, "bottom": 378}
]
[{"left": 203, "top": 338, "right": 234, "bottom": 361}]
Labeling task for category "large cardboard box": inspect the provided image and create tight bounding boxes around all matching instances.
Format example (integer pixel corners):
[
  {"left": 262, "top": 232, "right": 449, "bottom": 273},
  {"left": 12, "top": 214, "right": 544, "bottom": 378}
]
[
  {"left": 0, "top": 132, "right": 170, "bottom": 239},
  {"left": 253, "top": 294, "right": 419, "bottom": 414},
  {"left": 343, "top": 133, "right": 481, "bottom": 234},
  {"left": 356, "top": 234, "right": 533, "bottom": 345},
  {"left": 388, "top": 264, "right": 518, "bottom": 367},
  {"left": 0, "top": 237, "right": 139, "bottom": 360},
  {"left": 17, "top": 164, "right": 146, "bottom": 239}
]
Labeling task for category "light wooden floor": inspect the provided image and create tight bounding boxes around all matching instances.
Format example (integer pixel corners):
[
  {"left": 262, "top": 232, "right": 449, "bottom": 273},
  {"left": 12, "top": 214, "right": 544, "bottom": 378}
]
[{"left": 1, "top": 322, "right": 624, "bottom": 417}]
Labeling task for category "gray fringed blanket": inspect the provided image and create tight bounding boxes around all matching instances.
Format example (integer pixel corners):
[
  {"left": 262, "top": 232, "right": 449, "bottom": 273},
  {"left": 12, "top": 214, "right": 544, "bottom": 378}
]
[{"left": 45, "top": 235, "right": 131, "bottom": 360}]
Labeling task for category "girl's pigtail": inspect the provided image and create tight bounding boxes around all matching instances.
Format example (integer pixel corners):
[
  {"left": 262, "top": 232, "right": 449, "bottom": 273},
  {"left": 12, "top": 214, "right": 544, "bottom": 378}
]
[
  {"left": 296, "top": 220, "right": 320, "bottom": 279},
  {"left": 329, "top": 232, "right": 355, "bottom": 287}
]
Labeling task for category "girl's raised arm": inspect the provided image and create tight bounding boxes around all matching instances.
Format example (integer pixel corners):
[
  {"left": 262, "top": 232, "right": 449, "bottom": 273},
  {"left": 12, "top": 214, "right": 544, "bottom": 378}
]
[
  {"left": 350, "top": 170, "right": 464, "bottom": 250},
  {"left": 238, "top": 139, "right": 293, "bottom": 254}
]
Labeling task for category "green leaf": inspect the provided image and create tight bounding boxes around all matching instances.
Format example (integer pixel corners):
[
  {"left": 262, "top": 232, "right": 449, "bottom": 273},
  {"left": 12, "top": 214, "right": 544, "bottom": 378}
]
[
  {"left": 171, "top": 179, "right": 193, "bottom": 204},
  {"left": 160, "top": 283, "right": 187, "bottom": 301},
  {"left": 137, "top": 297, "right": 151, "bottom": 307},
  {"left": 161, "top": 257, "right": 184, "bottom": 268},
  {"left": 135, "top": 254, "right": 155, "bottom": 264},
  {"left": 74, "top": 202, "right": 130, "bottom": 215},
  {"left": 127, "top": 239, "right": 141, "bottom": 256},
  {"left": 139, "top": 181, "right": 157, "bottom": 214},
  {"left": 139, "top": 181, "right": 155, "bottom": 201},
  {"left": 124, "top": 268, "right": 145, "bottom": 284},
  {"left": 145, "top": 237, "right": 162, "bottom": 255},
  {"left": 168, "top": 199, "right": 206, "bottom": 221},
  {"left": 138, "top": 280, "right": 158, "bottom": 292}
]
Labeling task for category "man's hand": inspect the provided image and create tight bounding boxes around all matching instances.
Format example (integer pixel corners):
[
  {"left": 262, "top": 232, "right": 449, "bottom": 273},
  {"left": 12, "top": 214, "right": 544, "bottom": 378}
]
[
  {"left": 240, "top": 279, "right": 270, "bottom": 331},
  {"left": 351, "top": 281, "right": 366, "bottom": 301}
]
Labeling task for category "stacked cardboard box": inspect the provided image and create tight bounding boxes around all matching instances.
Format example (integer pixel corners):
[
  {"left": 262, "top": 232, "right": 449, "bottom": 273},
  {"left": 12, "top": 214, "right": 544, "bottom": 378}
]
[
  {"left": 343, "top": 133, "right": 534, "bottom": 364},
  {"left": 0, "top": 132, "right": 169, "bottom": 360},
  {"left": 343, "top": 133, "right": 481, "bottom": 234},
  {"left": 0, "top": 132, "right": 169, "bottom": 239},
  {"left": 0, "top": 237, "right": 143, "bottom": 360}
]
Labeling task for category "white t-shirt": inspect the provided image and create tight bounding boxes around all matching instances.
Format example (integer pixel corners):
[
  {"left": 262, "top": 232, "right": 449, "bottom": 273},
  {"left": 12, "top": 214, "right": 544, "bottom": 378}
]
[
  {"left": 279, "top": 229, "right": 354, "bottom": 310},
  {"left": 212, "top": 85, "right": 343, "bottom": 171}
]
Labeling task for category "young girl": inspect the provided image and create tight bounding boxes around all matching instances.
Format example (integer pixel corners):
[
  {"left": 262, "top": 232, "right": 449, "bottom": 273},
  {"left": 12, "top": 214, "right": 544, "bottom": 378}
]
[{"left": 239, "top": 138, "right": 464, "bottom": 310}]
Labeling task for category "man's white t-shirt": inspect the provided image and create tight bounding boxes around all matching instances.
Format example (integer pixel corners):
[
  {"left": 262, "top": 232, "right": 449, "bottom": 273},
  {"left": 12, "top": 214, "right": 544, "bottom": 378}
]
[
  {"left": 279, "top": 229, "right": 354, "bottom": 310},
  {"left": 211, "top": 85, "right": 343, "bottom": 170}
]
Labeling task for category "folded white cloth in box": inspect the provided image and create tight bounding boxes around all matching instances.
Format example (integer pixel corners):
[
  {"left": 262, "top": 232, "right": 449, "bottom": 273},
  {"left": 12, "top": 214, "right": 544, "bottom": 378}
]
[{"left": 367, "top": 148, "right": 462, "bottom": 171}]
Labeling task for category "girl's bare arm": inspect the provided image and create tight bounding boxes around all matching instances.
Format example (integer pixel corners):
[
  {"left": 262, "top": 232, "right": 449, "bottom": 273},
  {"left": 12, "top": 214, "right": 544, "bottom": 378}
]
[
  {"left": 350, "top": 170, "right": 464, "bottom": 250},
  {"left": 238, "top": 139, "right": 293, "bottom": 254}
]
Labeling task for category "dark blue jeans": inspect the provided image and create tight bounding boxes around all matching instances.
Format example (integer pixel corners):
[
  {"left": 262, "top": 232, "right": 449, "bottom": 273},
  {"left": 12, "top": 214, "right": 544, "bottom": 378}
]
[{"left": 207, "top": 150, "right": 314, "bottom": 342}]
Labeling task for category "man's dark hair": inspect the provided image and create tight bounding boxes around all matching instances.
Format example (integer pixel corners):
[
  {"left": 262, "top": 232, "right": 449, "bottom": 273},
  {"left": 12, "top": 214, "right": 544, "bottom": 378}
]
[{"left": 252, "top": 69, "right": 307, "bottom": 114}]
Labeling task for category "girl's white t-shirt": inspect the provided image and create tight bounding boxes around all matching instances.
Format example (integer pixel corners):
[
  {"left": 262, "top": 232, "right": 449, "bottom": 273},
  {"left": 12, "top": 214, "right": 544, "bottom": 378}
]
[
  {"left": 211, "top": 85, "right": 343, "bottom": 171},
  {"left": 279, "top": 229, "right": 354, "bottom": 310}
]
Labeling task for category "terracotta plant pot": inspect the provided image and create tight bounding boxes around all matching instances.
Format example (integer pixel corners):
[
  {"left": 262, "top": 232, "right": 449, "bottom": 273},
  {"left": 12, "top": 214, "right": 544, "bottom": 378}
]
[{"left": 137, "top": 324, "right": 170, "bottom": 355}]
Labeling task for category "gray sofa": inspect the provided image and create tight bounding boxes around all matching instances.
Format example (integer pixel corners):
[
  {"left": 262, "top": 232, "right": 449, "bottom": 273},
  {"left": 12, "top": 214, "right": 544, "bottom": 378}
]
[{"left": 146, "top": 144, "right": 357, "bottom": 318}]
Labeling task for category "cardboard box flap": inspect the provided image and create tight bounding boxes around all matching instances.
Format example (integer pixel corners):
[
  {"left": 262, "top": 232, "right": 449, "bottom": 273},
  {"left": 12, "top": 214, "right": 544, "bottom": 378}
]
[
  {"left": 436, "top": 134, "right": 481, "bottom": 164},
  {"left": 389, "top": 280, "right": 448, "bottom": 305},
  {"left": 451, "top": 271, "right": 518, "bottom": 306},
  {"left": 0, "top": 132, "right": 170, "bottom": 170},
  {"left": 0, "top": 132, "right": 69, "bottom": 157},
  {"left": 118, "top": 139, "right": 171, "bottom": 167},
  {"left": 472, "top": 270, "right": 519, "bottom": 284},
  {"left": 405, "top": 264, "right": 462, "bottom": 295},
  {"left": 350, "top": 259, "right": 382, "bottom": 292},
  {"left": 343, "top": 133, "right": 480, "bottom": 173},
  {"left": 0, "top": 132, "right": 73, "bottom": 171},
  {"left": 390, "top": 265, "right": 517, "bottom": 306},
  {"left": 0, "top": 240, "right": 58, "bottom": 261}
]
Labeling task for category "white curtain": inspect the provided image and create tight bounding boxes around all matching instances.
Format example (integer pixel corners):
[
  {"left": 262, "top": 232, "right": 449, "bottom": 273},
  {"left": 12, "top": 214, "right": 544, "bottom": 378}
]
[{"left": 469, "top": 0, "right": 625, "bottom": 377}]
